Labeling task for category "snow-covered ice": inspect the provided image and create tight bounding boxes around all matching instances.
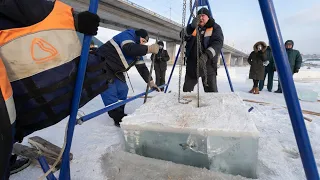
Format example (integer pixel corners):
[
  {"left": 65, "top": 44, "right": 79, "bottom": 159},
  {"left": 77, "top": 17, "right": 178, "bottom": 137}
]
[
  {"left": 10, "top": 64, "right": 320, "bottom": 180},
  {"left": 122, "top": 93, "right": 259, "bottom": 136}
]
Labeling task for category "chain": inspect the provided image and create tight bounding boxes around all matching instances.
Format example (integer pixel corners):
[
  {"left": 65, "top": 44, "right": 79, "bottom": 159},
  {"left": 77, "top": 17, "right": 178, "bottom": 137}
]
[
  {"left": 178, "top": 0, "right": 187, "bottom": 103},
  {"left": 194, "top": 0, "right": 201, "bottom": 107},
  {"left": 179, "top": 0, "right": 203, "bottom": 107},
  {"left": 190, "top": 0, "right": 196, "bottom": 18}
]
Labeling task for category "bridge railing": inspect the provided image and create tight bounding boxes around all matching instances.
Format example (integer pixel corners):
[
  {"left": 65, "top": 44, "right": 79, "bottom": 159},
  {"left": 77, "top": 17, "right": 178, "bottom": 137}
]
[{"left": 117, "top": 0, "right": 182, "bottom": 27}]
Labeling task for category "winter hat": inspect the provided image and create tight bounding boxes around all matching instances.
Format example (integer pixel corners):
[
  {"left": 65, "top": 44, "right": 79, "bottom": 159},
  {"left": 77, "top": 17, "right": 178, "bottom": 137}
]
[
  {"left": 135, "top": 29, "right": 149, "bottom": 42},
  {"left": 285, "top": 40, "right": 294, "bottom": 47},
  {"left": 197, "top": 8, "right": 211, "bottom": 18},
  {"left": 157, "top": 41, "right": 164, "bottom": 46}
]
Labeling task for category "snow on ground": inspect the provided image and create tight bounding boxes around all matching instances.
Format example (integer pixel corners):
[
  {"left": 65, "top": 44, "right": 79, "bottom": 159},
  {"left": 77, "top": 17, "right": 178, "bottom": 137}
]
[{"left": 10, "top": 64, "right": 320, "bottom": 180}]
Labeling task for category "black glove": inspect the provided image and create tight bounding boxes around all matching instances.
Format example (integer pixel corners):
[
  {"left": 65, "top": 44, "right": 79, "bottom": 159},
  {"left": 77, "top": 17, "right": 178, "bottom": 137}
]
[
  {"left": 294, "top": 68, "right": 299, "bottom": 73},
  {"left": 75, "top": 11, "right": 100, "bottom": 35},
  {"left": 190, "top": 16, "right": 199, "bottom": 29}
]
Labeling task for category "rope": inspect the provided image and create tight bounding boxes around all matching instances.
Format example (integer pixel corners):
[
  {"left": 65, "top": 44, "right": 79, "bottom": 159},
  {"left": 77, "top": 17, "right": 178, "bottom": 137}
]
[{"left": 38, "top": 122, "right": 68, "bottom": 179}]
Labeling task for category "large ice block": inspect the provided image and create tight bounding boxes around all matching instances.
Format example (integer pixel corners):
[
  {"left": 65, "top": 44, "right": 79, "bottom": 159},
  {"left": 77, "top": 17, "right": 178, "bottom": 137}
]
[{"left": 121, "top": 93, "right": 259, "bottom": 178}]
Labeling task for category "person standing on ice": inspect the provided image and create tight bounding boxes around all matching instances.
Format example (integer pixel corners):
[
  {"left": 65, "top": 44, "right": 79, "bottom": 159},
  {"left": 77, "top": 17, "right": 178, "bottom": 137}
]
[
  {"left": 274, "top": 40, "right": 302, "bottom": 93},
  {"left": 247, "top": 41, "right": 268, "bottom": 94},
  {"left": 0, "top": 0, "right": 160, "bottom": 179},
  {"left": 181, "top": 8, "right": 224, "bottom": 92},
  {"left": 151, "top": 41, "right": 170, "bottom": 91},
  {"left": 259, "top": 46, "right": 275, "bottom": 92},
  {"left": 97, "top": 28, "right": 161, "bottom": 127}
]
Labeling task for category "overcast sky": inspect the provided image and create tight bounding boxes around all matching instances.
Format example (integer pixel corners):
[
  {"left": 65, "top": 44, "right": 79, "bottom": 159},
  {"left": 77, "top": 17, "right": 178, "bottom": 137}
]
[{"left": 96, "top": 0, "right": 320, "bottom": 55}]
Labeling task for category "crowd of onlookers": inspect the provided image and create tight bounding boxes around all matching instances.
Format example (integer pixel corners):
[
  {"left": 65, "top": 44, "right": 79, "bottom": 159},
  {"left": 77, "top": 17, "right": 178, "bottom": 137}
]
[{"left": 247, "top": 40, "right": 302, "bottom": 94}]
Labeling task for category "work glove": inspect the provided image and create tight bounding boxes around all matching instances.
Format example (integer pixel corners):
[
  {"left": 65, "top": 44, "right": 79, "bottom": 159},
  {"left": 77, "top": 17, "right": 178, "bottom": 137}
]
[
  {"left": 149, "top": 80, "right": 161, "bottom": 92},
  {"left": 263, "top": 60, "right": 270, "bottom": 67},
  {"left": 294, "top": 68, "right": 299, "bottom": 73},
  {"left": 147, "top": 43, "right": 160, "bottom": 54},
  {"left": 75, "top": 11, "right": 100, "bottom": 35},
  {"left": 190, "top": 15, "right": 200, "bottom": 29}
]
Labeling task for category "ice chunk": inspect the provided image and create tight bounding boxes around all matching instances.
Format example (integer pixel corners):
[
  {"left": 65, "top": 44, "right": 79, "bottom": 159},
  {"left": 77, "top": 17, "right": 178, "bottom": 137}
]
[
  {"left": 101, "top": 150, "right": 249, "bottom": 180},
  {"left": 121, "top": 93, "right": 259, "bottom": 179},
  {"left": 297, "top": 88, "right": 319, "bottom": 102}
]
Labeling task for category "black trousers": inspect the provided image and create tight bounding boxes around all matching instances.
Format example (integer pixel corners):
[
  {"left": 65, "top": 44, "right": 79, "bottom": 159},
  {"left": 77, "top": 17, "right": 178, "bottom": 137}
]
[
  {"left": 0, "top": 95, "right": 14, "bottom": 180},
  {"left": 259, "top": 68, "right": 274, "bottom": 91},
  {"left": 183, "top": 73, "right": 218, "bottom": 92},
  {"left": 155, "top": 69, "right": 166, "bottom": 90},
  {"left": 253, "top": 80, "right": 259, "bottom": 87}
]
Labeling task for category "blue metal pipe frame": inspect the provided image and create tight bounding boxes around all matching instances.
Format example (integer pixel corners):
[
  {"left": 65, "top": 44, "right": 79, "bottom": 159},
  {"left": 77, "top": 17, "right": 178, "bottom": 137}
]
[
  {"left": 164, "top": 48, "right": 180, "bottom": 93},
  {"left": 38, "top": 156, "right": 56, "bottom": 180},
  {"left": 58, "top": 0, "right": 99, "bottom": 179},
  {"left": 165, "top": 0, "right": 234, "bottom": 93},
  {"left": 80, "top": 84, "right": 167, "bottom": 122},
  {"left": 258, "top": 0, "right": 319, "bottom": 179}
]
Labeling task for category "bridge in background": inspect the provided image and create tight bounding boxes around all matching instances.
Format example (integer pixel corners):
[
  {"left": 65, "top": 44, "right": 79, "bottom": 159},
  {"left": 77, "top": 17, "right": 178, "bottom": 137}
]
[{"left": 63, "top": 0, "right": 248, "bottom": 65}]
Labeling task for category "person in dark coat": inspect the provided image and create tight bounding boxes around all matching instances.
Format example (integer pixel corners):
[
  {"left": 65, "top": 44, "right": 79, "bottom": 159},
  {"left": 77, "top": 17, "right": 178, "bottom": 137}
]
[
  {"left": 181, "top": 8, "right": 224, "bottom": 92},
  {"left": 274, "top": 40, "right": 302, "bottom": 93},
  {"left": 151, "top": 41, "right": 170, "bottom": 91},
  {"left": 259, "top": 46, "right": 275, "bottom": 92},
  {"left": 248, "top": 41, "right": 267, "bottom": 94}
]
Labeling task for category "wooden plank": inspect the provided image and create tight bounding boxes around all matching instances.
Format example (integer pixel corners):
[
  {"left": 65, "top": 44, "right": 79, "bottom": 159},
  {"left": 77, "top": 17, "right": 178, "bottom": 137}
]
[
  {"left": 303, "top": 116, "right": 313, "bottom": 122},
  {"left": 12, "top": 144, "right": 60, "bottom": 167},
  {"left": 301, "top": 110, "right": 320, "bottom": 117},
  {"left": 28, "top": 136, "right": 73, "bottom": 160},
  {"left": 243, "top": 99, "right": 319, "bottom": 120}
]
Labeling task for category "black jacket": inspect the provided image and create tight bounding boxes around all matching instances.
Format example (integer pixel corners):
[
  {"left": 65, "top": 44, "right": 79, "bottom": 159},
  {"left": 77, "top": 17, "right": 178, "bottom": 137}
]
[
  {"left": 0, "top": 0, "right": 55, "bottom": 30},
  {"left": 151, "top": 49, "right": 170, "bottom": 71},
  {"left": 183, "top": 18, "right": 224, "bottom": 78}
]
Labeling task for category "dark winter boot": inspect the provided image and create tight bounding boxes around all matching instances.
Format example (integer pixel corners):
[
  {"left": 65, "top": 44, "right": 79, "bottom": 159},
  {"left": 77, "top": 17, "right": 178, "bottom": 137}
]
[
  {"left": 274, "top": 89, "right": 282, "bottom": 93},
  {"left": 114, "top": 121, "right": 121, "bottom": 127},
  {"left": 253, "top": 87, "right": 260, "bottom": 94},
  {"left": 114, "top": 114, "right": 127, "bottom": 127},
  {"left": 249, "top": 87, "right": 254, "bottom": 93},
  {"left": 10, "top": 155, "right": 31, "bottom": 175}
]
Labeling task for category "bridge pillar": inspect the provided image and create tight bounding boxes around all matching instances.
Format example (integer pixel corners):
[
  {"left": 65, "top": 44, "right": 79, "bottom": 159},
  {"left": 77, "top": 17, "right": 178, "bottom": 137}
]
[
  {"left": 224, "top": 52, "right": 232, "bottom": 66},
  {"left": 231, "top": 57, "right": 237, "bottom": 66},
  {"left": 166, "top": 41, "right": 176, "bottom": 64},
  {"left": 237, "top": 57, "right": 244, "bottom": 66}
]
